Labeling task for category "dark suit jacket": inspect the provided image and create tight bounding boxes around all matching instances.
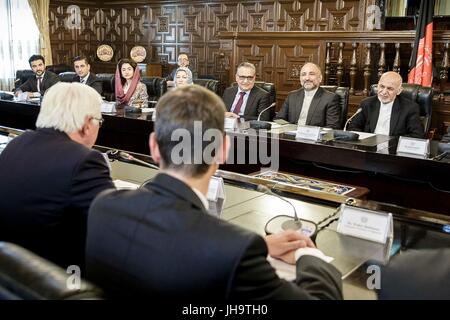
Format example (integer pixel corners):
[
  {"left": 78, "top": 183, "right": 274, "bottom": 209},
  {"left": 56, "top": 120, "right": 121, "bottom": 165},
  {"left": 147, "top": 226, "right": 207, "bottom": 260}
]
[
  {"left": 72, "top": 73, "right": 103, "bottom": 95},
  {"left": 275, "top": 87, "right": 341, "bottom": 129},
  {"left": 347, "top": 95, "right": 424, "bottom": 138},
  {"left": 86, "top": 173, "right": 342, "bottom": 299},
  {"left": 0, "top": 128, "right": 114, "bottom": 269},
  {"left": 378, "top": 249, "right": 450, "bottom": 299},
  {"left": 18, "top": 71, "right": 60, "bottom": 94},
  {"left": 222, "top": 86, "right": 271, "bottom": 121}
]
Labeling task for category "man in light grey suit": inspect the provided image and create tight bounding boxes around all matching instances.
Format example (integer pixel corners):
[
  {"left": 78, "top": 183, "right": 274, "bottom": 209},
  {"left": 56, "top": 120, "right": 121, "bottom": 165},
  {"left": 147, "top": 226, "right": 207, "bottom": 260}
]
[{"left": 275, "top": 63, "right": 341, "bottom": 129}]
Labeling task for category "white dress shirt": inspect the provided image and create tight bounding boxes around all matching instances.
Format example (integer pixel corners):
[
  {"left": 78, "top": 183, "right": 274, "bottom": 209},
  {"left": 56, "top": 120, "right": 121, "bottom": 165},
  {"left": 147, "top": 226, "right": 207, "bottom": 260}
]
[
  {"left": 374, "top": 99, "right": 394, "bottom": 135},
  {"left": 230, "top": 88, "right": 251, "bottom": 115},
  {"left": 297, "top": 88, "right": 318, "bottom": 125},
  {"left": 80, "top": 73, "right": 90, "bottom": 84},
  {"left": 192, "top": 187, "right": 209, "bottom": 211}
]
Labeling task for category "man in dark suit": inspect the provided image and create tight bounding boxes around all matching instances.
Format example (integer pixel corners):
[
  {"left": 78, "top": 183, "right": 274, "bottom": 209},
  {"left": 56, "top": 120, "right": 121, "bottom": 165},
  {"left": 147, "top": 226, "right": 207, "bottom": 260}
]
[
  {"left": 14, "top": 54, "right": 60, "bottom": 98},
  {"left": 378, "top": 249, "right": 450, "bottom": 299},
  {"left": 223, "top": 62, "right": 271, "bottom": 121},
  {"left": 86, "top": 85, "right": 343, "bottom": 299},
  {"left": 347, "top": 71, "right": 424, "bottom": 138},
  {"left": 72, "top": 55, "right": 103, "bottom": 95},
  {"left": 0, "top": 82, "right": 114, "bottom": 270},
  {"left": 275, "top": 62, "right": 341, "bottom": 128}
]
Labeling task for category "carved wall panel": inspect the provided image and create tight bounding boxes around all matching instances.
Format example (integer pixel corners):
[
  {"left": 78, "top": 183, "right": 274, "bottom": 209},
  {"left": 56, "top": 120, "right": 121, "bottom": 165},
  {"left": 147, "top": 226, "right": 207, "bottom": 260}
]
[{"left": 49, "top": 0, "right": 367, "bottom": 84}]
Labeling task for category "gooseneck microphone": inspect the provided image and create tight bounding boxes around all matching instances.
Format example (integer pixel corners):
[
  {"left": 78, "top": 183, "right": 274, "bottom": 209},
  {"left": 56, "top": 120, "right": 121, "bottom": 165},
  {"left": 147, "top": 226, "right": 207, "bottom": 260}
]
[
  {"left": 343, "top": 108, "right": 362, "bottom": 131},
  {"left": 119, "top": 151, "right": 160, "bottom": 170},
  {"left": 249, "top": 102, "right": 276, "bottom": 130},
  {"left": 257, "top": 185, "right": 303, "bottom": 231}
]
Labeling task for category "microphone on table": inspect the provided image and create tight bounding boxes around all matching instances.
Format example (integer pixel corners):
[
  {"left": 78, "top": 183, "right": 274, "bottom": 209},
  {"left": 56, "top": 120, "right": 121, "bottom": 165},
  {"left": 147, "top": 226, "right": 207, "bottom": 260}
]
[
  {"left": 433, "top": 143, "right": 450, "bottom": 161},
  {"left": 257, "top": 185, "right": 303, "bottom": 231},
  {"left": 249, "top": 102, "right": 276, "bottom": 130},
  {"left": 119, "top": 151, "right": 160, "bottom": 170},
  {"left": 343, "top": 108, "right": 362, "bottom": 131}
]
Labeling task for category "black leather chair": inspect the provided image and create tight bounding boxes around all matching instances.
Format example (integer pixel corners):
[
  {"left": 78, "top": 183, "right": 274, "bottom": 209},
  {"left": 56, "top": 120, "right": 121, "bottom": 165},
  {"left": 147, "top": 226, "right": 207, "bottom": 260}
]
[
  {"left": 0, "top": 242, "right": 103, "bottom": 300},
  {"left": 96, "top": 73, "right": 115, "bottom": 101},
  {"left": 193, "top": 79, "right": 220, "bottom": 95},
  {"left": 369, "top": 83, "right": 433, "bottom": 134},
  {"left": 321, "top": 85, "right": 349, "bottom": 130},
  {"left": 141, "top": 76, "right": 167, "bottom": 101},
  {"left": 231, "top": 81, "right": 276, "bottom": 120},
  {"left": 13, "top": 70, "right": 35, "bottom": 91},
  {"left": 59, "top": 71, "right": 76, "bottom": 83}
]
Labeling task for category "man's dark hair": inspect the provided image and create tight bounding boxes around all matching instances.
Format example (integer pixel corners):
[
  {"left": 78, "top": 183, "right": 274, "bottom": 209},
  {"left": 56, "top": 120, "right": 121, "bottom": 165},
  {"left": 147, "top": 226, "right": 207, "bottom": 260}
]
[
  {"left": 73, "top": 55, "right": 90, "bottom": 65},
  {"left": 29, "top": 54, "right": 45, "bottom": 67},
  {"left": 154, "top": 85, "right": 225, "bottom": 177}
]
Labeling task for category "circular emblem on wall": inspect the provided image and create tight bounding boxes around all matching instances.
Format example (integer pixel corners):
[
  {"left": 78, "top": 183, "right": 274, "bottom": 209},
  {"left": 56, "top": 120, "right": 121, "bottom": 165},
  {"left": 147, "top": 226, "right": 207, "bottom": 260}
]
[
  {"left": 96, "top": 44, "right": 114, "bottom": 62},
  {"left": 130, "top": 46, "right": 147, "bottom": 63}
]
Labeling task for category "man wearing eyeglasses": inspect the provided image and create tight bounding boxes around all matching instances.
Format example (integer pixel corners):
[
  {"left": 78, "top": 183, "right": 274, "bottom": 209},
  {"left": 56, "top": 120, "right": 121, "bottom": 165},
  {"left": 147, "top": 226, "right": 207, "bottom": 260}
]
[
  {"left": 0, "top": 82, "right": 114, "bottom": 270},
  {"left": 223, "top": 62, "right": 271, "bottom": 121}
]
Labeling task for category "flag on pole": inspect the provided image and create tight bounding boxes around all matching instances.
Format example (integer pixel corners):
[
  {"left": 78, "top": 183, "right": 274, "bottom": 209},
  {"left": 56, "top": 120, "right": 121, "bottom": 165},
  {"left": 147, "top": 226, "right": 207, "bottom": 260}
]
[{"left": 408, "top": 0, "right": 434, "bottom": 87}]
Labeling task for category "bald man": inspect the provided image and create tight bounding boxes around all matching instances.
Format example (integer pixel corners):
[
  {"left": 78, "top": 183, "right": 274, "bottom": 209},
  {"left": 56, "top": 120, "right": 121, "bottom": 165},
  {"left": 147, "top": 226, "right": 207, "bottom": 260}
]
[
  {"left": 275, "top": 62, "right": 341, "bottom": 129},
  {"left": 347, "top": 71, "right": 424, "bottom": 138}
]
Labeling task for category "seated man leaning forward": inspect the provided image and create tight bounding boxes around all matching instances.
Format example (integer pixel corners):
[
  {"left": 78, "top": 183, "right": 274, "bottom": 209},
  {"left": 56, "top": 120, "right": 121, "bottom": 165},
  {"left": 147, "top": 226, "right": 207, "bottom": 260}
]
[
  {"left": 0, "top": 82, "right": 114, "bottom": 270},
  {"left": 86, "top": 85, "right": 343, "bottom": 299},
  {"left": 347, "top": 71, "right": 424, "bottom": 138},
  {"left": 275, "top": 62, "right": 341, "bottom": 129},
  {"left": 223, "top": 62, "right": 271, "bottom": 121}
]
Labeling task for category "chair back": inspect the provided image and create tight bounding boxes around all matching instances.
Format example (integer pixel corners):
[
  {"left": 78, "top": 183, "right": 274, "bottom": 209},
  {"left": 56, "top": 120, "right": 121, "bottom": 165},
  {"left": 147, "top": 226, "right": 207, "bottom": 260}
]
[
  {"left": 141, "top": 76, "right": 167, "bottom": 101},
  {"left": 369, "top": 83, "right": 433, "bottom": 134},
  {"left": 321, "top": 85, "right": 349, "bottom": 129},
  {"left": 58, "top": 72, "right": 76, "bottom": 83},
  {"left": 0, "top": 242, "right": 102, "bottom": 300},
  {"left": 14, "top": 70, "right": 35, "bottom": 90},
  {"left": 96, "top": 73, "right": 115, "bottom": 101},
  {"left": 193, "top": 79, "right": 220, "bottom": 94}
]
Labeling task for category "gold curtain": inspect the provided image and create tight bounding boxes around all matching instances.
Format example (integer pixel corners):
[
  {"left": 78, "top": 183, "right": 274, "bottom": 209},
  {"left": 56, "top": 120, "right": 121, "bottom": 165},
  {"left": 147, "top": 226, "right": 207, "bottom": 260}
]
[{"left": 27, "top": 0, "right": 52, "bottom": 65}]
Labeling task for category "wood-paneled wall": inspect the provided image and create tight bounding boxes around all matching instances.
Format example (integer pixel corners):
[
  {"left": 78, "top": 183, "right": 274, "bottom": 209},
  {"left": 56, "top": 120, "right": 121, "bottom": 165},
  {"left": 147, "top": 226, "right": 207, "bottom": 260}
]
[{"left": 49, "top": 0, "right": 376, "bottom": 79}]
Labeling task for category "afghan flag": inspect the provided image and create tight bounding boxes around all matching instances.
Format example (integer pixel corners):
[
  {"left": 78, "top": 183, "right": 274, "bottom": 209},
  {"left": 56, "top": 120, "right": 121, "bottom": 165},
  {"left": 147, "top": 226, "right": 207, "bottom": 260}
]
[{"left": 408, "top": 0, "right": 434, "bottom": 87}]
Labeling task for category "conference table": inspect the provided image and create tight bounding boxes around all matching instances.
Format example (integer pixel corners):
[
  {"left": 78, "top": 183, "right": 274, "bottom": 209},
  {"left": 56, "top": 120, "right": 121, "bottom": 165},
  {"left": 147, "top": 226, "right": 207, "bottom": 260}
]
[{"left": 1, "top": 97, "right": 448, "bottom": 215}]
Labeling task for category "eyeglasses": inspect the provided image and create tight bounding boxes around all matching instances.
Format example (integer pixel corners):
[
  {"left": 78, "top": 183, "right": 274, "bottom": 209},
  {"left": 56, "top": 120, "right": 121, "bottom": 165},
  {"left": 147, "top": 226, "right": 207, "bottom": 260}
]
[
  {"left": 237, "top": 75, "right": 255, "bottom": 82},
  {"left": 92, "top": 117, "right": 104, "bottom": 127}
]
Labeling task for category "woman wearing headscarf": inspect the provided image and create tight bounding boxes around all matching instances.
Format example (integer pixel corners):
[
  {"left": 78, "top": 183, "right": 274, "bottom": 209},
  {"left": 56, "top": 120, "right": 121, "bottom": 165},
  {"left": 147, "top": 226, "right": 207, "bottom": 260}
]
[
  {"left": 174, "top": 67, "right": 193, "bottom": 87},
  {"left": 115, "top": 58, "right": 148, "bottom": 107}
]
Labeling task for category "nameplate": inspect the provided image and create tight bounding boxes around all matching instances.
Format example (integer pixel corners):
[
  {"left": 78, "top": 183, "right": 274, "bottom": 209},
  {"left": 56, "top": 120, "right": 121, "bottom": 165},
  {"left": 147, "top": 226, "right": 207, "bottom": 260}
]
[
  {"left": 101, "top": 101, "right": 116, "bottom": 113},
  {"left": 295, "top": 125, "right": 321, "bottom": 141},
  {"left": 336, "top": 204, "right": 393, "bottom": 244},
  {"left": 17, "top": 92, "right": 28, "bottom": 101},
  {"left": 396, "top": 136, "right": 429, "bottom": 157},
  {"left": 207, "top": 176, "right": 225, "bottom": 202},
  {"left": 224, "top": 117, "right": 238, "bottom": 130}
]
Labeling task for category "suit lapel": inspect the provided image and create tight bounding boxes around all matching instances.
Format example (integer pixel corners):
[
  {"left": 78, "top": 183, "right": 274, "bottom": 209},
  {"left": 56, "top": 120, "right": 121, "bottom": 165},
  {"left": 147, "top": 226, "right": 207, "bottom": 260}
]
[
  {"left": 389, "top": 98, "right": 401, "bottom": 136},
  {"left": 293, "top": 90, "right": 305, "bottom": 122},
  {"left": 369, "top": 98, "right": 381, "bottom": 133},
  {"left": 225, "top": 87, "right": 238, "bottom": 111},
  {"left": 244, "top": 87, "right": 257, "bottom": 117},
  {"left": 305, "top": 88, "right": 323, "bottom": 125}
]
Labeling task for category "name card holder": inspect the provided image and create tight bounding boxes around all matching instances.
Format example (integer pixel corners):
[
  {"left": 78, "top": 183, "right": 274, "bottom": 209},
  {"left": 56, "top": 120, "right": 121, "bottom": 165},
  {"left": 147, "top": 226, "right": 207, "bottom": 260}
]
[
  {"left": 336, "top": 204, "right": 393, "bottom": 245},
  {"left": 295, "top": 125, "right": 321, "bottom": 141},
  {"left": 224, "top": 117, "right": 238, "bottom": 130},
  {"left": 101, "top": 101, "right": 116, "bottom": 113},
  {"left": 396, "top": 136, "right": 430, "bottom": 158},
  {"left": 207, "top": 176, "right": 226, "bottom": 217}
]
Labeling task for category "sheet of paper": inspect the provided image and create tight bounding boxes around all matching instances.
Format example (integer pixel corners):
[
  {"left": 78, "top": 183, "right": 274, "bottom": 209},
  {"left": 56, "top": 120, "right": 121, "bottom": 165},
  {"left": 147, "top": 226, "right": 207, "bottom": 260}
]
[
  {"left": 113, "top": 179, "right": 140, "bottom": 190},
  {"left": 350, "top": 131, "right": 376, "bottom": 140}
]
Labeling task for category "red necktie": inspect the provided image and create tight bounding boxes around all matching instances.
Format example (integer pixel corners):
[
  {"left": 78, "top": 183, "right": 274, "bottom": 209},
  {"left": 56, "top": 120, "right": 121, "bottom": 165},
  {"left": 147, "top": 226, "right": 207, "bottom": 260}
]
[
  {"left": 37, "top": 77, "right": 42, "bottom": 93},
  {"left": 233, "top": 92, "right": 246, "bottom": 115}
]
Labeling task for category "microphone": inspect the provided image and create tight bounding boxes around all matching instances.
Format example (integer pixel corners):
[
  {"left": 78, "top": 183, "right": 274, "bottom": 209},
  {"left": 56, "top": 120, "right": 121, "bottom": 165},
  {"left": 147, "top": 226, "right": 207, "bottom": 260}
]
[
  {"left": 257, "top": 184, "right": 303, "bottom": 231},
  {"left": 249, "top": 102, "right": 276, "bottom": 130},
  {"left": 344, "top": 108, "right": 362, "bottom": 131},
  {"left": 333, "top": 130, "right": 360, "bottom": 141},
  {"left": 119, "top": 151, "right": 160, "bottom": 170}
]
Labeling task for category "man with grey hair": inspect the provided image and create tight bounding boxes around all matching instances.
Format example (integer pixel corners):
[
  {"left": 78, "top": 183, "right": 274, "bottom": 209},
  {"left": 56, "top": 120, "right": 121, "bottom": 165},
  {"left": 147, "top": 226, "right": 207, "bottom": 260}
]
[
  {"left": 347, "top": 71, "right": 424, "bottom": 138},
  {"left": 0, "top": 82, "right": 114, "bottom": 269},
  {"left": 86, "top": 85, "right": 342, "bottom": 299},
  {"left": 276, "top": 62, "right": 341, "bottom": 129},
  {"left": 223, "top": 62, "right": 271, "bottom": 121}
]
